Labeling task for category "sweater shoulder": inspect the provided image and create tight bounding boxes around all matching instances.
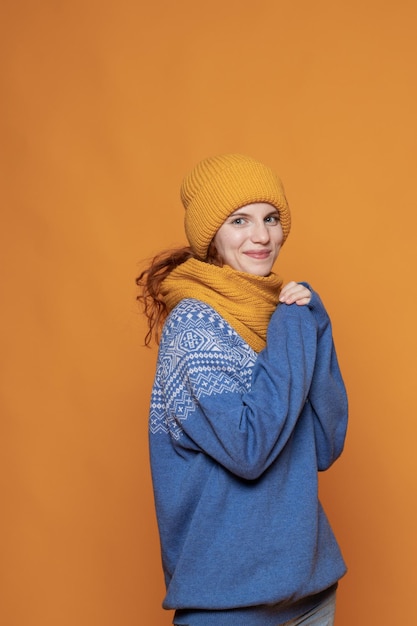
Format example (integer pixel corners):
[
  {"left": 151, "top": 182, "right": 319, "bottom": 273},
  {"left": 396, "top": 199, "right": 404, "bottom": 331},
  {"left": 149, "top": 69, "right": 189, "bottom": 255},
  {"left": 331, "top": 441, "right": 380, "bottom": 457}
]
[
  {"left": 161, "top": 298, "right": 254, "bottom": 357},
  {"left": 152, "top": 299, "right": 257, "bottom": 440}
]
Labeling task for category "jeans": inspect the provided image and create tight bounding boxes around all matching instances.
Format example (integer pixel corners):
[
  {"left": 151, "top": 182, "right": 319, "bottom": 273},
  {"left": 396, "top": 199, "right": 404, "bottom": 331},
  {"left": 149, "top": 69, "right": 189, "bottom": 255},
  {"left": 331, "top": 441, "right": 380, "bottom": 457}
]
[
  {"left": 281, "top": 589, "right": 336, "bottom": 626},
  {"left": 174, "top": 589, "right": 337, "bottom": 626}
]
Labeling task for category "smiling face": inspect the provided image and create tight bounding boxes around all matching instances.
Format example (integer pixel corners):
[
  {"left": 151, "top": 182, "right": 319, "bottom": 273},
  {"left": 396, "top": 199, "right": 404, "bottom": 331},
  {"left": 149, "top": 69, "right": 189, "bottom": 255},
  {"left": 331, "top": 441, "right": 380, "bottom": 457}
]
[{"left": 212, "top": 202, "right": 284, "bottom": 276}]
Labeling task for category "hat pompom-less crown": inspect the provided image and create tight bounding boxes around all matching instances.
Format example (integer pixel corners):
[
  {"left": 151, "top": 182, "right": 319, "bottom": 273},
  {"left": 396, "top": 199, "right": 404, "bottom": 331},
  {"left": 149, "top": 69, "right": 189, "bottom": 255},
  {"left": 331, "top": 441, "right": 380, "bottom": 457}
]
[{"left": 181, "top": 154, "right": 291, "bottom": 259}]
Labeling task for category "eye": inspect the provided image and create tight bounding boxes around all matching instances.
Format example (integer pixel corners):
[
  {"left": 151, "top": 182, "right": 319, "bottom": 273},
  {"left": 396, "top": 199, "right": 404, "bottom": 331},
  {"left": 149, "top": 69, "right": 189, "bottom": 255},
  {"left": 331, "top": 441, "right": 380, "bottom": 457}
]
[
  {"left": 265, "top": 214, "right": 280, "bottom": 224},
  {"left": 230, "top": 216, "right": 246, "bottom": 225}
]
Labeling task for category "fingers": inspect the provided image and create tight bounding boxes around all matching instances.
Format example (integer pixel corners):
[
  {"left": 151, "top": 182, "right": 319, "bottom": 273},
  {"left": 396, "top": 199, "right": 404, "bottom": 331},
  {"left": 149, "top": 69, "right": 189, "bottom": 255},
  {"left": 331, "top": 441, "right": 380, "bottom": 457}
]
[
  {"left": 279, "top": 281, "right": 311, "bottom": 305},
  {"left": 294, "top": 296, "right": 312, "bottom": 306}
]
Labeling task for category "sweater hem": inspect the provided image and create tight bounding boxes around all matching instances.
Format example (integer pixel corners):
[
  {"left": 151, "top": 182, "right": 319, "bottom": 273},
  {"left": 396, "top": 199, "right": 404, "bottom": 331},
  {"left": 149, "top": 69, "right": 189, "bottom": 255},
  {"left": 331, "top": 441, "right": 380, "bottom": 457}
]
[{"left": 172, "top": 583, "right": 338, "bottom": 625}]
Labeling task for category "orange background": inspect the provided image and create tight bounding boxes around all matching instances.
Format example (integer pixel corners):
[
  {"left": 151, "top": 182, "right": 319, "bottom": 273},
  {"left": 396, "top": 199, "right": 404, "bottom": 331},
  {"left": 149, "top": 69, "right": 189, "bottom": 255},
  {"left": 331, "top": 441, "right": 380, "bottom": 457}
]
[{"left": 1, "top": 1, "right": 416, "bottom": 624}]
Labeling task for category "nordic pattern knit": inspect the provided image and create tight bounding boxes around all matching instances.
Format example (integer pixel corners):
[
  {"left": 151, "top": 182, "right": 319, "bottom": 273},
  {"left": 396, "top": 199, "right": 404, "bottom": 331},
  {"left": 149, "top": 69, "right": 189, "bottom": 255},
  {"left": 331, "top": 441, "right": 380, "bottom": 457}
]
[{"left": 149, "top": 289, "right": 348, "bottom": 626}]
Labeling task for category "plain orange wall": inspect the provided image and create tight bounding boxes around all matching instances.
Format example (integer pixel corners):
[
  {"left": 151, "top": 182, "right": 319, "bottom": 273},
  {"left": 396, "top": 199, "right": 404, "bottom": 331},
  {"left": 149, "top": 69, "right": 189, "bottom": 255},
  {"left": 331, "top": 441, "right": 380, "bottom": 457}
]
[{"left": 1, "top": 1, "right": 416, "bottom": 624}]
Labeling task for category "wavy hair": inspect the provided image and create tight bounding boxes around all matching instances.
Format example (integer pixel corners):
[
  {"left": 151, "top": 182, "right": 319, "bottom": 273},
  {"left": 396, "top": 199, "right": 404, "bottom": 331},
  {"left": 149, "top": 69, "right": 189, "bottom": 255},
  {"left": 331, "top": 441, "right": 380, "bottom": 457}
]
[{"left": 136, "top": 243, "right": 221, "bottom": 346}]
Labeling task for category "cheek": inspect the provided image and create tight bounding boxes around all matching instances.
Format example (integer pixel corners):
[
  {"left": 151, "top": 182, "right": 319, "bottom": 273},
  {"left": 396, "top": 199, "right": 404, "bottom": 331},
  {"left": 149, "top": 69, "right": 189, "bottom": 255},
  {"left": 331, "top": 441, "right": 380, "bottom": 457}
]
[
  {"left": 213, "top": 233, "right": 223, "bottom": 254},
  {"left": 214, "top": 231, "right": 237, "bottom": 254},
  {"left": 271, "top": 227, "right": 284, "bottom": 247},
  {"left": 271, "top": 231, "right": 283, "bottom": 256}
]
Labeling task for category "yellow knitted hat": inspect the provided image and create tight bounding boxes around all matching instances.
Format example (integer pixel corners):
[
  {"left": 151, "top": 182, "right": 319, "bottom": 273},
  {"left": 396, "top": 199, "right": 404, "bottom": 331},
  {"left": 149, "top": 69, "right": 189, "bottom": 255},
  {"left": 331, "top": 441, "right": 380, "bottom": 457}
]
[{"left": 181, "top": 153, "right": 291, "bottom": 259}]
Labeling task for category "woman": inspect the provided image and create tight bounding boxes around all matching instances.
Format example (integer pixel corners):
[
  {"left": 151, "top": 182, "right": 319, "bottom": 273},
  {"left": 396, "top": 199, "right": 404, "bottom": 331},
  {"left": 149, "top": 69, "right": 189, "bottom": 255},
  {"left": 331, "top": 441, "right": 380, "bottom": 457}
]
[{"left": 137, "top": 154, "right": 348, "bottom": 626}]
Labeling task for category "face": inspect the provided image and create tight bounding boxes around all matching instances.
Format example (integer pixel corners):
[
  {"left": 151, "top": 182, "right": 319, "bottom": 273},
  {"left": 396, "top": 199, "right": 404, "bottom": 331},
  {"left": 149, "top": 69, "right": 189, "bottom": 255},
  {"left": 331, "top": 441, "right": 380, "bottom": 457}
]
[{"left": 213, "top": 202, "right": 283, "bottom": 276}]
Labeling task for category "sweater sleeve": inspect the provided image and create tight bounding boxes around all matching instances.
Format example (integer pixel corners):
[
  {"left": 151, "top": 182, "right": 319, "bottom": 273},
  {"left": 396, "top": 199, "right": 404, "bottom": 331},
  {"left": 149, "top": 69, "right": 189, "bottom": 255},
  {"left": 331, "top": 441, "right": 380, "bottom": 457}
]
[
  {"left": 303, "top": 287, "right": 348, "bottom": 470},
  {"left": 159, "top": 300, "right": 322, "bottom": 480}
]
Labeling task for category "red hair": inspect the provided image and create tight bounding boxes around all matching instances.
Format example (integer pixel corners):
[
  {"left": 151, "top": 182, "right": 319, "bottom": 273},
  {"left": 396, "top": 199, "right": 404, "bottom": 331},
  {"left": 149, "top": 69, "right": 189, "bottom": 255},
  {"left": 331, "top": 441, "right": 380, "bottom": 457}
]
[{"left": 136, "top": 243, "right": 222, "bottom": 346}]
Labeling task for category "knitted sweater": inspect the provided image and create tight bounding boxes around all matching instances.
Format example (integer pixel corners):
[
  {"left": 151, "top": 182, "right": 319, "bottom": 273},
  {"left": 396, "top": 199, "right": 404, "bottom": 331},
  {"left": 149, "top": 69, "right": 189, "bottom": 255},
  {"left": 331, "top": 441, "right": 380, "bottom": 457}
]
[{"left": 149, "top": 289, "right": 348, "bottom": 625}]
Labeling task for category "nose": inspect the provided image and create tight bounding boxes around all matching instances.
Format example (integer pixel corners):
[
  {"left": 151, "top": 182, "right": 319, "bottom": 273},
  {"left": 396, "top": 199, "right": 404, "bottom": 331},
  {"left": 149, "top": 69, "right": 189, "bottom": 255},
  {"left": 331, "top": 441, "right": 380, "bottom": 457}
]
[{"left": 251, "top": 221, "right": 270, "bottom": 243}]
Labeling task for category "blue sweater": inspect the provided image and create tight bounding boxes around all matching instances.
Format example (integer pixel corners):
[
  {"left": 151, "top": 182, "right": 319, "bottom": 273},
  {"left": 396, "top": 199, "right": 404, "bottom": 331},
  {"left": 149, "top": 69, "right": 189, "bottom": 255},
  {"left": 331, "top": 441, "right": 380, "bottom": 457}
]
[{"left": 149, "top": 289, "right": 348, "bottom": 625}]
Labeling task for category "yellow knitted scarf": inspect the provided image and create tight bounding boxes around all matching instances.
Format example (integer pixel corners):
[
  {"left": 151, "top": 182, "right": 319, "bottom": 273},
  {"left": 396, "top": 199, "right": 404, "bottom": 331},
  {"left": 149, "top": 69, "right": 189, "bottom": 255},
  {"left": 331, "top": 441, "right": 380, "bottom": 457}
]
[{"left": 161, "top": 258, "right": 283, "bottom": 352}]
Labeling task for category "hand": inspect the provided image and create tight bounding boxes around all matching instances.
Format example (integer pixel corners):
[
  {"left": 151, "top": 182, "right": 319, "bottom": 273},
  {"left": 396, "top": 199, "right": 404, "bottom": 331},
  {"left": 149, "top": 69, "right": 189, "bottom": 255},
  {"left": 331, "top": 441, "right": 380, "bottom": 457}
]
[{"left": 279, "top": 281, "right": 311, "bottom": 306}]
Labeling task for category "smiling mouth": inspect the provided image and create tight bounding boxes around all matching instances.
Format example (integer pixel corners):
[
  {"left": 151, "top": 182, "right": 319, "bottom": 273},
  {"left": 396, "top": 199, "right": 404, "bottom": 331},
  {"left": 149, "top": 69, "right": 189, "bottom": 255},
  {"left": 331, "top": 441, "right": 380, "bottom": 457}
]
[{"left": 244, "top": 250, "right": 271, "bottom": 260}]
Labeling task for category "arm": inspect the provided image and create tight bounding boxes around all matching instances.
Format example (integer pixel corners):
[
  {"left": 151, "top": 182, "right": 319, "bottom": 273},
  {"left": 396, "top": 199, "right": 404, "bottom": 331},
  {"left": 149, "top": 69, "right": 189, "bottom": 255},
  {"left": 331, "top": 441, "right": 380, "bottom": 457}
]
[
  {"left": 160, "top": 301, "right": 320, "bottom": 480},
  {"left": 303, "top": 286, "right": 348, "bottom": 470}
]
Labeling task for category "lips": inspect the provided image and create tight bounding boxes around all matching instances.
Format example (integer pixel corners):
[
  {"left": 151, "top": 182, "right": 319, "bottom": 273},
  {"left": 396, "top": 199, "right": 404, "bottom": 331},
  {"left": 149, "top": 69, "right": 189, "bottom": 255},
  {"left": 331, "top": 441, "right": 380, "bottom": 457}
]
[{"left": 243, "top": 250, "right": 271, "bottom": 260}]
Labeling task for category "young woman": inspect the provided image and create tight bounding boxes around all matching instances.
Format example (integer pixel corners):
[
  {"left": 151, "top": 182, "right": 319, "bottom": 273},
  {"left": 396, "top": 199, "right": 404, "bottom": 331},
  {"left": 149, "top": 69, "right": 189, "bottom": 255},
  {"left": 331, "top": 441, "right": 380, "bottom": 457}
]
[{"left": 137, "top": 154, "right": 348, "bottom": 626}]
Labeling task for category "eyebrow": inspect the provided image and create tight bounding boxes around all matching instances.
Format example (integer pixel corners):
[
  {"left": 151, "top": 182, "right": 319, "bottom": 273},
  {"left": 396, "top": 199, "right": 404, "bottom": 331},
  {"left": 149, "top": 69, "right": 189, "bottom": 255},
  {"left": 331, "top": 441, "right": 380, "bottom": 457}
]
[{"left": 230, "top": 208, "right": 279, "bottom": 217}]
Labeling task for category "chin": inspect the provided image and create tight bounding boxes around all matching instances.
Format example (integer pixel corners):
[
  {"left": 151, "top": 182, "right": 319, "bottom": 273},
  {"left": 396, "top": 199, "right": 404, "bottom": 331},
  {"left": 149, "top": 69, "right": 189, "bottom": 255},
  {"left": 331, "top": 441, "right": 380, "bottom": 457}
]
[
  {"left": 245, "top": 266, "right": 272, "bottom": 277},
  {"left": 249, "top": 260, "right": 274, "bottom": 273}
]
